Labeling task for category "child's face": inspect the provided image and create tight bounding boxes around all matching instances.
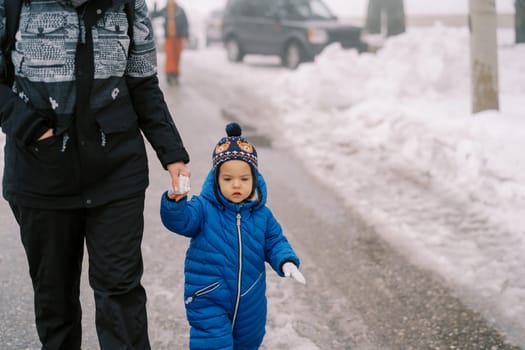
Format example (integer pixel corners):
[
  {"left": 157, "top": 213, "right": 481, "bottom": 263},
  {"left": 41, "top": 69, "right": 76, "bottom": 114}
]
[{"left": 218, "top": 160, "right": 254, "bottom": 203}]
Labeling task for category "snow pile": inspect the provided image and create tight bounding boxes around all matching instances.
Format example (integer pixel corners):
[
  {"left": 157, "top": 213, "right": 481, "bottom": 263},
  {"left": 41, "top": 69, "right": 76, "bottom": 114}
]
[
  {"left": 273, "top": 26, "right": 525, "bottom": 227},
  {"left": 261, "top": 26, "right": 525, "bottom": 342}
]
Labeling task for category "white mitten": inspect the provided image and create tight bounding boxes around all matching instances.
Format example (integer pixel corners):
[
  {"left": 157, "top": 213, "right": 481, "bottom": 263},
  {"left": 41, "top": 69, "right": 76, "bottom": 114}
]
[{"left": 282, "top": 262, "right": 306, "bottom": 285}]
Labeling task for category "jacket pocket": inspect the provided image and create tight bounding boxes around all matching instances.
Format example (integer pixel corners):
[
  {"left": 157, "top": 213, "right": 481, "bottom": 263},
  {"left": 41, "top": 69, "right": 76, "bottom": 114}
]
[
  {"left": 241, "top": 272, "right": 264, "bottom": 298},
  {"left": 185, "top": 281, "right": 221, "bottom": 305},
  {"left": 85, "top": 94, "right": 146, "bottom": 182},
  {"left": 95, "top": 95, "right": 137, "bottom": 134},
  {"left": 10, "top": 132, "right": 80, "bottom": 195}
]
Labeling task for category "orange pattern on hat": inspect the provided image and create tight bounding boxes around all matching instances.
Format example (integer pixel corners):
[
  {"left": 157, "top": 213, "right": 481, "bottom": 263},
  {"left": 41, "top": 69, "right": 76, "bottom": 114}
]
[
  {"left": 215, "top": 141, "right": 231, "bottom": 154},
  {"left": 236, "top": 141, "right": 253, "bottom": 153}
]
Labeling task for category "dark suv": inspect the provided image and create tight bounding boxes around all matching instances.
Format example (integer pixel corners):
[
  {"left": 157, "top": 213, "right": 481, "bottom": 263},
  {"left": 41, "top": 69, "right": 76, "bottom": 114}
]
[{"left": 222, "top": 0, "right": 367, "bottom": 69}]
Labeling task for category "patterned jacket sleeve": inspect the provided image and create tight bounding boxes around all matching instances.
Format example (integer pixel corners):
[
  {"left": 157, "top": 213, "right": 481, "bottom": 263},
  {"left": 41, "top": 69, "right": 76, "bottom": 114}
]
[
  {"left": 0, "top": 0, "right": 11, "bottom": 129},
  {"left": 0, "top": 0, "right": 6, "bottom": 84},
  {"left": 0, "top": 0, "right": 49, "bottom": 142},
  {"left": 125, "top": 0, "right": 189, "bottom": 167}
]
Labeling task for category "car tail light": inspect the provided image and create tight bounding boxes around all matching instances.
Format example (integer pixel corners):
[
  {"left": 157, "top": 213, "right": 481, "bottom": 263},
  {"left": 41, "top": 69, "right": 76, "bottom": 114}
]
[{"left": 308, "top": 28, "right": 328, "bottom": 44}]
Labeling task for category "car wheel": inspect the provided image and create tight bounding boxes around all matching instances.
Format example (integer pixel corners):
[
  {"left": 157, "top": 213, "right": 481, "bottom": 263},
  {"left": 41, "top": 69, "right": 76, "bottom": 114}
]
[
  {"left": 283, "top": 41, "right": 304, "bottom": 70},
  {"left": 226, "top": 37, "right": 244, "bottom": 62}
]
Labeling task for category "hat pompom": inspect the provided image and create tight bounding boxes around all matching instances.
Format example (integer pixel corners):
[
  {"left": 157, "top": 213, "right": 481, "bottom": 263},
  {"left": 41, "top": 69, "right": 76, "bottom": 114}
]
[{"left": 226, "top": 122, "right": 242, "bottom": 137}]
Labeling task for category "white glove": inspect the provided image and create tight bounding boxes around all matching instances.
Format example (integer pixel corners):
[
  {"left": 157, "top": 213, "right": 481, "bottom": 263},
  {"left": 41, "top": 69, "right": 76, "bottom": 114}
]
[{"left": 282, "top": 262, "right": 306, "bottom": 285}]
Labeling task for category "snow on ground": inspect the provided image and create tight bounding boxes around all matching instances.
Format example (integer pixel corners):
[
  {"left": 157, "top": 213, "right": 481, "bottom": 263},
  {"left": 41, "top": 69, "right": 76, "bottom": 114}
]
[{"left": 180, "top": 25, "right": 525, "bottom": 344}]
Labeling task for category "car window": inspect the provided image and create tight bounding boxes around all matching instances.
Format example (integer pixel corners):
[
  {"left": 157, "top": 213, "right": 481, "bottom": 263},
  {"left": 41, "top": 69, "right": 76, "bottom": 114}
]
[
  {"left": 283, "top": 0, "right": 335, "bottom": 20},
  {"left": 256, "top": 0, "right": 281, "bottom": 18},
  {"left": 226, "top": 0, "right": 243, "bottom": 16},
  {"left": 236, "top": 0, "right": 256, "bottom": 16},
  {"left": 235, "top": 0, "right": 279, "bottom": 18}
]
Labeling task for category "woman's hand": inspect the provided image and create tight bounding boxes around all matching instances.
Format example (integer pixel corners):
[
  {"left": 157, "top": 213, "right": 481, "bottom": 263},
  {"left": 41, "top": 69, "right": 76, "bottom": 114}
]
[
  {"left": 166, "top": 162, "right": 191, "bottom": 201},
  {"left": 38, "top": 128, "right": 54, "bottom": 141}
]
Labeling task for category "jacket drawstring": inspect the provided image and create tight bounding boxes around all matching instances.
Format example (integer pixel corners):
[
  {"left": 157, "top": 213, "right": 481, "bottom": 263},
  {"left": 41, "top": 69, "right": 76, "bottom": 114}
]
[
  {"left": 100, "top": 130, "right": 106, "bottom": 147},
  {"left": 61, "top": 133, "right": 70, "bottom": 152}
]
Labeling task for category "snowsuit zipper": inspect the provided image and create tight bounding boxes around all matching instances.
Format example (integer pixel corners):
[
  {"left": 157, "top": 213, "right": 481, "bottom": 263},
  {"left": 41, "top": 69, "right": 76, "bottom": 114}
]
[{"left": 231, "top": 212, "right": 243, "bottom": 331}]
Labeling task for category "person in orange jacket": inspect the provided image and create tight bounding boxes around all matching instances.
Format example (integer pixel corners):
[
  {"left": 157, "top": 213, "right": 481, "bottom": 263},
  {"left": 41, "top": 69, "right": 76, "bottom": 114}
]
[{"left": 153, "top": 0, "right": 189, "bottom": 85}]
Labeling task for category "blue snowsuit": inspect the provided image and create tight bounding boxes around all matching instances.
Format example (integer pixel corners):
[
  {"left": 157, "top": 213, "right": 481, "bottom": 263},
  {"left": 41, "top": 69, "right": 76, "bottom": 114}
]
[{"left": 160, "top": 170, "right": 300, "bottom": 349}]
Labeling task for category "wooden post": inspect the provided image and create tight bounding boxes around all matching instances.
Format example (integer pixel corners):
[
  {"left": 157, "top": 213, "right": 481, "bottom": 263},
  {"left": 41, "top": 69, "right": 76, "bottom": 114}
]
[{"left": 469, "top": 0, "right": 499, "bottom": 113}]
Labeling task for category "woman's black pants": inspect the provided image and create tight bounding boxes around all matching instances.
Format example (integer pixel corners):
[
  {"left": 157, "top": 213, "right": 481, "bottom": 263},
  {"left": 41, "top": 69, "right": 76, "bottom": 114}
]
[{"left": 9, "top": 195, "right": 150, "bottom": 350}]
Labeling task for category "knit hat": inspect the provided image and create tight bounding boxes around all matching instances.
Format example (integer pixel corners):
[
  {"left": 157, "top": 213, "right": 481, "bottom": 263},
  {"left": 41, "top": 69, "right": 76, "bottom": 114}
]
[{"left": 212, "top": 122, "right": 258, "bottom": 171}]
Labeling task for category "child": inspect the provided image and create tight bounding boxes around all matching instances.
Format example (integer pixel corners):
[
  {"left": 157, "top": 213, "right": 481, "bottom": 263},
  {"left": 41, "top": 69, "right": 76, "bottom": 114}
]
[{"left": 160, "top": 122, "right": 305, "bottom": 349}]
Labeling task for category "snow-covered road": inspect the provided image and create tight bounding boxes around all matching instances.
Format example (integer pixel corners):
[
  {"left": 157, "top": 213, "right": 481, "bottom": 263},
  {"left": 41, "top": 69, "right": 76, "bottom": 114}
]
[{"left": 1, "top": 27, "right": 523, "bottom": 347}]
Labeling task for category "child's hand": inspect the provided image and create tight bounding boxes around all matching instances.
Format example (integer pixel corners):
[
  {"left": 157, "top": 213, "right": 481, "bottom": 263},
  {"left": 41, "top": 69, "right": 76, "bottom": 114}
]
[
  {"left": 282, "top": 262, "right": 306, "bottom": 285},
  {"left": 167, "top": 188, "right": 188, "bottom": 201}
]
